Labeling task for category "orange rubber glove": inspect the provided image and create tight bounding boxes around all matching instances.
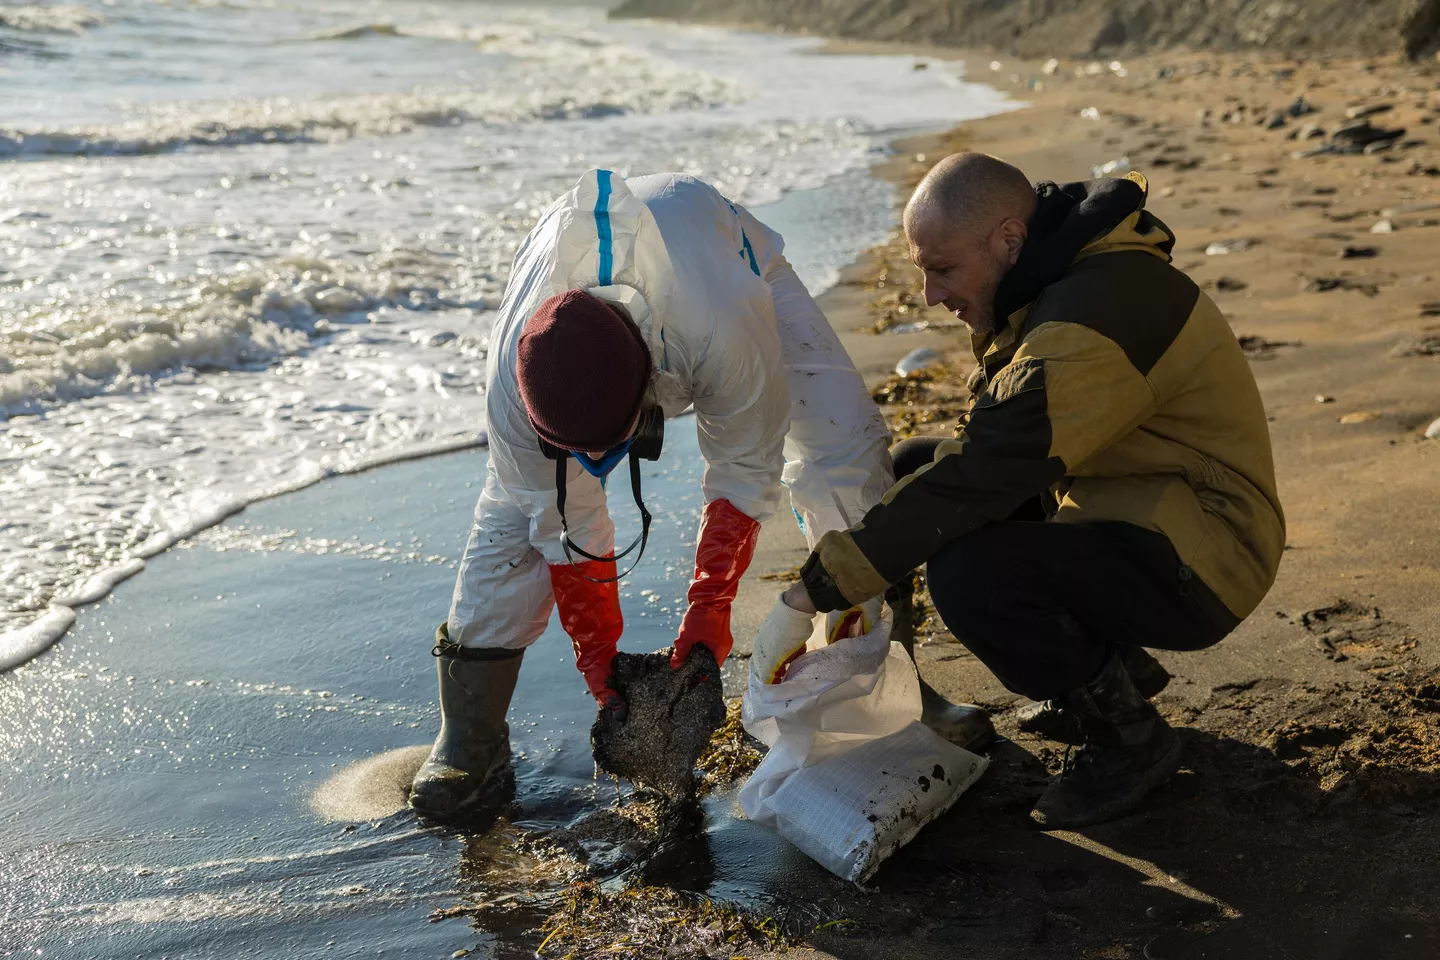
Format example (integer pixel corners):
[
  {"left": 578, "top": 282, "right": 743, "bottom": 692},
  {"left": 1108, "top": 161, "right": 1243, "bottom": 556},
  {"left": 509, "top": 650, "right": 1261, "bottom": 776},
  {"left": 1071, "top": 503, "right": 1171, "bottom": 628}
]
[
  {"left": 671, "top": 498, "right": 761, "bottom": 669},
  {"left": 549, "top": 560, "right": 624, "bottom": 707}
]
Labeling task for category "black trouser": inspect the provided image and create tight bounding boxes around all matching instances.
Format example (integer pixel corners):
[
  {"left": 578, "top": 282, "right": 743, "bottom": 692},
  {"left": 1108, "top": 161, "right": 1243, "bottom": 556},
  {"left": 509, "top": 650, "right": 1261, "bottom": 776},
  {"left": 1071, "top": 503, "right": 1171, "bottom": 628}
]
[{"left": 892, "top": 437, "right": 1240, "bottom": 703}]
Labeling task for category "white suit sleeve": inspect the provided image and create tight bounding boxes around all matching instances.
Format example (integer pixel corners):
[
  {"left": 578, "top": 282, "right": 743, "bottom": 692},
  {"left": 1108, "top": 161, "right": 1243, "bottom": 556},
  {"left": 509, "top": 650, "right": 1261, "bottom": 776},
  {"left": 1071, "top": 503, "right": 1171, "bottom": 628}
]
[
  {"left": 734, "top": 203, "right": 894, "bottom": 545},
  {"left": 691, "top": 302, "right": 790, "bottom": 524}
]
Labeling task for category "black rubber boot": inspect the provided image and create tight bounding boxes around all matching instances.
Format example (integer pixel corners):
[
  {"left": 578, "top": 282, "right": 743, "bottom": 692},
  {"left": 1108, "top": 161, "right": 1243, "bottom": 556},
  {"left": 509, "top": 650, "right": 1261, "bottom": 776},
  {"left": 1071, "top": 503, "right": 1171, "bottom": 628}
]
[
  {"left": 1030, "top": 650, "right": 1182, "bottom": 829},
  {"left": 1014, "top": 645, "right": 1173, "bottom": 744},
  {"left": 888, "top": 581, "right": 995, "bottom": 753},
  {"left": 410, "top": 624, "right": 524, "bottom": 819}
]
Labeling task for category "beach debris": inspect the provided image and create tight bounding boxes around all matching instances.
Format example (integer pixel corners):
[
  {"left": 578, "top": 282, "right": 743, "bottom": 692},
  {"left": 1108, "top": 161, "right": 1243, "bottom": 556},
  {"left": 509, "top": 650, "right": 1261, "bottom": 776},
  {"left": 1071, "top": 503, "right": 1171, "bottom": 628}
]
[
  {"left": 1425, "top": 418, "right": 1440, "bottom": 440},
  {"left": 895, "top": 346, "right": 941, "bottom": 377},
  {"left": 989, "top": 60, "right": 1002, "bottom": 71},
  {"left": 1215, "top": 276, "right": 1248, "bottom": 291},
  {"left": 1090, "top": 157, "right": 1132, "bottom": 178},
  {"left": 1382, "top": 200, "right": 1440, "bottom": 218},
  {"left": 1338, "top": 411, "right": 1381, "bottom": 424},
  {"left": 590, "top": 645, "right": 724, "bottom": 800},
  {"left": 1083, "top": 61, "right": 1105, "bottom": 76},
  {"left": 1396, "top": 335, "right": 1440, "bottom": 356},
  {"left": 531, "top": 881, "right": 790, "bottom": 959},
  {"left": 885, "top": 320, "right": 963, "bottom": 335},
  {"left": 1237, "top": 334, "right": 1299, "bottom": 357},
  {"left": 1304, "top": 276, "right": 1379, "bottom": 296},
  {"left": 1288, "top": 122, "right": 1328, "bottom": 141},
  {"left": 697, "top": 697, "right": 763, "bottom": 792},
  {"left": 1042, "top": 58, "right": 1061, "bottom": 75},
  {"left": 1371, "top": 218, "right": 1396, "bottom": 234},
  {"left": 912, "top": 60, "right": 928, "bottom": 71},
  {"left": 1079, "top": 106, "right": 1101, "bottom": 120},
  {"left": 1316, "top": 395, "right": 1335, "bottom": 404},
  {"left": 1206, "top": 238, "right": 1257, "bottom": 256},
  {"left": 1333, "top": 120, "right": 1407, "bottom": 150},
  {"left": 873, "top": 371, "right": 935, "bottom": 405},
  {"left": 1340, "top": 246, "right": 1379, "bottom": 259},
  {"left": 1345, "top": 103, "right": 1394, "bottom": 120}
]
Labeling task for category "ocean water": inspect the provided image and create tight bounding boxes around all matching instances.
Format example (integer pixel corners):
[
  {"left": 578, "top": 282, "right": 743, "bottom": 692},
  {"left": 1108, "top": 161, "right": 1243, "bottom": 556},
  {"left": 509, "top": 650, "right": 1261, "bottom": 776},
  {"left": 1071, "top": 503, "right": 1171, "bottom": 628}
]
[{"left": 0, "top": 0, "right": 1014, "bottom": 662}]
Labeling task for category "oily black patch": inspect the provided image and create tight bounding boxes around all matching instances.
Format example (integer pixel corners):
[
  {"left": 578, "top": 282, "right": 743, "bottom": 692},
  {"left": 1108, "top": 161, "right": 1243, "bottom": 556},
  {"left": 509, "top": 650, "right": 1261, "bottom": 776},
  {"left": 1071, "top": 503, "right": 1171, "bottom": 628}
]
[
  {"left": 1026, "top": 251, "right": 1199, "bottom": 377},
  {"left": 591, "top": 645, "right": 725, "bottom": 799}
]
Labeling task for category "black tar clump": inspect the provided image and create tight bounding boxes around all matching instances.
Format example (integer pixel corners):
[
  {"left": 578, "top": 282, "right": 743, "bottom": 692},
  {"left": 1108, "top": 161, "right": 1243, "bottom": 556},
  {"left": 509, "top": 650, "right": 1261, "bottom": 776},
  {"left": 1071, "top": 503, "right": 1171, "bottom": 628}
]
[{"left": 591, "top": 645, "right": 725, "bottom": 799}]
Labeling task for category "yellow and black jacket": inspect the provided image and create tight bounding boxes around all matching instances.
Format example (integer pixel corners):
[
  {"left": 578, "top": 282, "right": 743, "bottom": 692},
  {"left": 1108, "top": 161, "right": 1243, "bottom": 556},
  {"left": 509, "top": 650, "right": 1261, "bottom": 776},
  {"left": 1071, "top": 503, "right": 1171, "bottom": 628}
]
[{"left": 803, "top": 172, "right": 1285, "bottom": 623}]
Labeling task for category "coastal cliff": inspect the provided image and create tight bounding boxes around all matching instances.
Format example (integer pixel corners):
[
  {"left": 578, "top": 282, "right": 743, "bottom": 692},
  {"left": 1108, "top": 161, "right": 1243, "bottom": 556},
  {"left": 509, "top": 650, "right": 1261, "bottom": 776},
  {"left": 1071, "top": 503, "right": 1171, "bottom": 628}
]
[{"left": 611, "top": 0, "right": 1440, "bottom": 61}]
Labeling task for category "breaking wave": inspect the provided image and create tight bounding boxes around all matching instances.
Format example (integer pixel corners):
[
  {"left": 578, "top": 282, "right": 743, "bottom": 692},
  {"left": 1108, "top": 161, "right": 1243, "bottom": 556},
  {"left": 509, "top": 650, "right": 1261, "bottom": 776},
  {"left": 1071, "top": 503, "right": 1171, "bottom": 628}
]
[
  {"left": 0, "top": 24, "right": 738, "bottom": 158},
  {"left": 0, "top": 5, "right": 104, "bottom": 34}
]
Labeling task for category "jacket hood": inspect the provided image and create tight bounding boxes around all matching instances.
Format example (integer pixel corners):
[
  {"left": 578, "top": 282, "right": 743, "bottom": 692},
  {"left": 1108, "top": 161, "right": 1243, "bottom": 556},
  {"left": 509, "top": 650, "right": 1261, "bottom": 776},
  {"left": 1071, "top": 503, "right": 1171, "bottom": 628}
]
[{"left": 993, "top": 171, "right": 1175, "bottom": 322}]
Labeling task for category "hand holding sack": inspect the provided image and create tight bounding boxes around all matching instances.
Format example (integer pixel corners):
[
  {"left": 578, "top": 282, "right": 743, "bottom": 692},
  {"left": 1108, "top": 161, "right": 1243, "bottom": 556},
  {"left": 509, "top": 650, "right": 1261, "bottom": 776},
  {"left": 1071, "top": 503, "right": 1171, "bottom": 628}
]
[
  {"left": 740, "top": 599, "right": 988, "bottom": 885},
  {"left": 548, "top": 560, "right": 624, "bottom": 706},
  {"left": 670, "top": 498, "right": 760, "bottom": 669}
]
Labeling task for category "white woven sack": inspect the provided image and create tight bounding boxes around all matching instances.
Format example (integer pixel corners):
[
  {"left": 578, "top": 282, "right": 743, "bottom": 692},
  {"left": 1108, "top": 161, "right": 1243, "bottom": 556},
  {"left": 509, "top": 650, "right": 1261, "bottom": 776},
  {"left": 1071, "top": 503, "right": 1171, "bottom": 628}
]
[{"left": 739, "top": 612, "right": 988, "bottom": 883}]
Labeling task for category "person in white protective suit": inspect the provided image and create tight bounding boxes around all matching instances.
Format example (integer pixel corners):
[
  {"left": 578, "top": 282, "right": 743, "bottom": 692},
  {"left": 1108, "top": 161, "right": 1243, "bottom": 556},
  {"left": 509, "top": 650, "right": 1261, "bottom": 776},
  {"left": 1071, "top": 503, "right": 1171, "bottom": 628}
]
[{"left": 409, "top": 170, "right": 994, "bottom": 817}]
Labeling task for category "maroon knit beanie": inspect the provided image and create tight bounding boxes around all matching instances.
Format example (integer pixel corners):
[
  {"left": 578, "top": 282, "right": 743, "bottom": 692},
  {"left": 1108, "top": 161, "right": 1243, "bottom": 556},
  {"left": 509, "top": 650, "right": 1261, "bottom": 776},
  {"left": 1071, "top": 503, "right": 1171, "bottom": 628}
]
[{"left": 516, "top": 289, "right": 652, "bottom": 451}]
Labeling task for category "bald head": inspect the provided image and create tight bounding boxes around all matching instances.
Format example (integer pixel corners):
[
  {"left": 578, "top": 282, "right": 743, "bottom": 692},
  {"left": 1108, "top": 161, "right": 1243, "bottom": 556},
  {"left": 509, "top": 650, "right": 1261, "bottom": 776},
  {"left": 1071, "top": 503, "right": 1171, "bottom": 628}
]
[
  {"left": 902, "top": 153, "right": 1036, "bottom": 337},
  {"left": 903, "top": 152, "right": 1036, "bottom": 244}
]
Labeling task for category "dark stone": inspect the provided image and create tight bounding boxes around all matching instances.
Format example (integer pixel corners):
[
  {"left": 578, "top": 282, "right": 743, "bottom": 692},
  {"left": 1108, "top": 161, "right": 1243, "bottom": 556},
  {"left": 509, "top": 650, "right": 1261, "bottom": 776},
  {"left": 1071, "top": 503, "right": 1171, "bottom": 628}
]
[
  {"left": 1340, "top": 246, "right": 1379, "bottom": 259},
  {"left": 591, "top": 645, "right": 725, "bottom": 799}
]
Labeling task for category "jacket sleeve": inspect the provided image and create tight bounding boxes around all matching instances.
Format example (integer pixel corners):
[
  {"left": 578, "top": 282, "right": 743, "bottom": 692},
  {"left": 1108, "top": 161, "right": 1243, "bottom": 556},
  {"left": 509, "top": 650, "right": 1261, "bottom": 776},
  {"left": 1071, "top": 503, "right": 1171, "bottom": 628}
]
[
  {"left": 802, "top": 320, "right": 1158, "bottom": 610},
  {"left": 691, "top": 316, "right": 789, "bottom": 523},
  {"left": 689, "top": 261, "right": 791, "bottom": 525}
]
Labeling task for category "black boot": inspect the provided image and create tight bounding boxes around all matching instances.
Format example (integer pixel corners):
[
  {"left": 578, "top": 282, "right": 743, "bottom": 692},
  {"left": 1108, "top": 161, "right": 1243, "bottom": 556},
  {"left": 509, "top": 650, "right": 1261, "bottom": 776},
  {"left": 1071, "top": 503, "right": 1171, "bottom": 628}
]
[
  {"left": 1030, "top": 650, "right": 1182, "bottom": 829},
  {"left": 888, "top": 581, "right": 995, "bottom": 753},
  {"left": 410, "top": 624, "right": 524, "bottom": 818},
  {"left": 1014, "top": 645, "right": 1173, "bottom": 744}
]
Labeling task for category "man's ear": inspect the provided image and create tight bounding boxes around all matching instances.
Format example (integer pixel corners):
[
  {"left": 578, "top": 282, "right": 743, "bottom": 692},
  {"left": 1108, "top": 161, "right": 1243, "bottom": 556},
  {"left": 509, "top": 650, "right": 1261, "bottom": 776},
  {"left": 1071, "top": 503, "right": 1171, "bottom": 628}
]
[{"left": 997, "top": 218, "right": 1027, "bottom": 266}]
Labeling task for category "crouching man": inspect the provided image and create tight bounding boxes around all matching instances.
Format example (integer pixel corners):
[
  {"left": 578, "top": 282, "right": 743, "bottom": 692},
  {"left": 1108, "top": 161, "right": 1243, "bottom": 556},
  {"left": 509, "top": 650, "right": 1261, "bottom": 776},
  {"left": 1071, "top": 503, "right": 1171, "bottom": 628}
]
[
  {"left": 410, "top": 170, "right": 992, "bottom": 818},
  {"left": 778, "top": 153, "right": 1285, "bottom": 829}
]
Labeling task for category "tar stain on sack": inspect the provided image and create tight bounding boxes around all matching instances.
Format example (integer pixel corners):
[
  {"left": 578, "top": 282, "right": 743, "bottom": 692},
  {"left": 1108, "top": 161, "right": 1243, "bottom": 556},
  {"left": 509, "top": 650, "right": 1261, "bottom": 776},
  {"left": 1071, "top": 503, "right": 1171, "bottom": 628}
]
[{"left": 591, "top": 645, "right": 725, "bottom": 799}]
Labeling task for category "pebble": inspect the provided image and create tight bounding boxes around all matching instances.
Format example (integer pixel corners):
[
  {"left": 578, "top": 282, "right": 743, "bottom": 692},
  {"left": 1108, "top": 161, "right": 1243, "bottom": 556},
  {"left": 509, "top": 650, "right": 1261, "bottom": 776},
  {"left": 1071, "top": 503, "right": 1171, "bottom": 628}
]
[
  {"left": 1339, "top": 411, "right": 1380, "bottom": 424},
  {"left": 1371, "top": 219, "right": 1396, "bottom": 234},
  {"left": 1316, "top": 395, "right": 1335, "bottom": 404},
  {"left": 1079, "top": 107, "right": 1101, "bottom": 120},
  {"left": 1205, "top": 238, "right": 1256, "bottom": 255},
  {"left": 1345, "top": 103, "right": 1394, "bottom": 120},
  {"left": 895, "top": 347, "right": 941, "bottom": 377},
  {"left": 1425, "top": 418, "right": 1440, "bottom": 440},
  {"left": 1287, "top": 96, "right": 1317, "bottom": 118}
]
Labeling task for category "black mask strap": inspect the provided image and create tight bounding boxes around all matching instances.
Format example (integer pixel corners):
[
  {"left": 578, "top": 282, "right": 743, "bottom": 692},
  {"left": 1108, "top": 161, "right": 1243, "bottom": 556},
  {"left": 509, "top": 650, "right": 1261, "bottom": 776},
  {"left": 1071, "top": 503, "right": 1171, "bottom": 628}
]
[{"left": 554, "top": 453, "right": 652, "bottom": 584}]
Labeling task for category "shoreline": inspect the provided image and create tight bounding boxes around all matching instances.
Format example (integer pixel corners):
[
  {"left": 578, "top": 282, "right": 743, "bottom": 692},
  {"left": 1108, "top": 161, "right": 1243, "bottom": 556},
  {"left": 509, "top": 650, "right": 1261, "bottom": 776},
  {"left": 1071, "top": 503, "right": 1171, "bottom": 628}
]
[{"left": 750, "top": 43, "right": 1440, "bottom": 960}]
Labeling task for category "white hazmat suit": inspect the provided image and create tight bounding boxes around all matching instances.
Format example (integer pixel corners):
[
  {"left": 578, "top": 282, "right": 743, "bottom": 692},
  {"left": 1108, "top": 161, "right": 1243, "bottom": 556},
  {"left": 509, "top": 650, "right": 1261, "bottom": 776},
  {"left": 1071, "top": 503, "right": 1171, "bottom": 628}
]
[{"left": 449, "top": 170, "right": 892, "bottom": 667}]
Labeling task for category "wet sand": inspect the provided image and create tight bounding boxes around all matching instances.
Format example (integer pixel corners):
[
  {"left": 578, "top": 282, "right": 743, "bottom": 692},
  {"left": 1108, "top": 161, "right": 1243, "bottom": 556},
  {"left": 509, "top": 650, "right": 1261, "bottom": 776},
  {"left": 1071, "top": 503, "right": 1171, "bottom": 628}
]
[{"left": 733, "top": 44, "right": 1440, "bottom": 960}]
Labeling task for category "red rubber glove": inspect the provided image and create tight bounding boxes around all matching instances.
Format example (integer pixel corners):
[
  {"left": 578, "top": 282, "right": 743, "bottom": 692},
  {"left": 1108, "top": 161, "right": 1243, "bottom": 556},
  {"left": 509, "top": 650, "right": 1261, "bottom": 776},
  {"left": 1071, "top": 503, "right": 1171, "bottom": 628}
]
[
  {"left": 671, "top": 498, "right": 761, "bottom": 669},
  {"left": 549, "top": 560, "right": 624, "bottom": 707}
]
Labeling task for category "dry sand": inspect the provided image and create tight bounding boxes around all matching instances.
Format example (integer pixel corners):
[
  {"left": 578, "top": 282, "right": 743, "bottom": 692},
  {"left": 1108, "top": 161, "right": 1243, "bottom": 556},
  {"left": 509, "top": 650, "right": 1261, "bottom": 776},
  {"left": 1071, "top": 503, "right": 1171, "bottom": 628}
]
[{"left": 730, "top": 45, "right": 1440, "bottom": 960}]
